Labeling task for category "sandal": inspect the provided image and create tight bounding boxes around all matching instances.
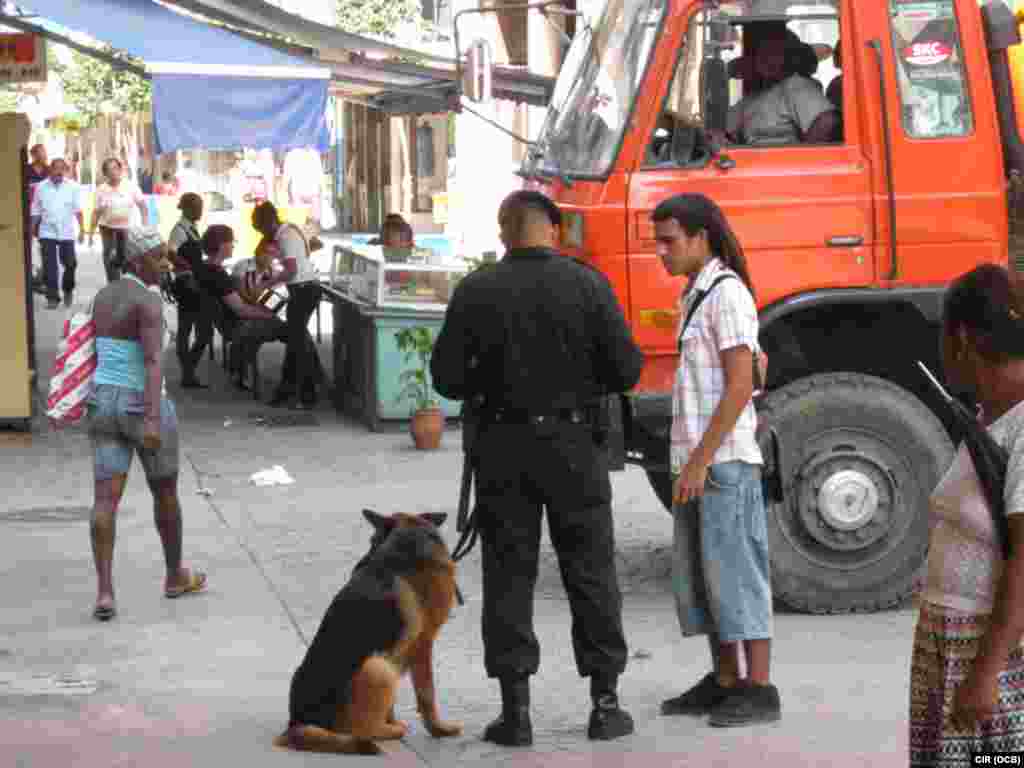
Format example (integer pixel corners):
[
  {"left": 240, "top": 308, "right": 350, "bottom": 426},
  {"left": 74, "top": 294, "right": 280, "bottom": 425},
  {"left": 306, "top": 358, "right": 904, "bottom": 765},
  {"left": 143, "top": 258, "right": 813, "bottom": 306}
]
[
  {"left": 165, "top": 571, "right": 208, "bottom": 599},
  {"left": 93, "top": 603, "right": 116, "bottom": 622}
]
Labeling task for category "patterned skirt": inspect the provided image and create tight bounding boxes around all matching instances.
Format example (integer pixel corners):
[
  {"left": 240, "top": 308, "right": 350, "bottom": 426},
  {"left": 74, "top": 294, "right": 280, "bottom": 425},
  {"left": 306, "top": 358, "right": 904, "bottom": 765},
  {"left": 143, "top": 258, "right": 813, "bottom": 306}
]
[{"left": 910, "top": 601, "right": 1024, "bottom": 766}]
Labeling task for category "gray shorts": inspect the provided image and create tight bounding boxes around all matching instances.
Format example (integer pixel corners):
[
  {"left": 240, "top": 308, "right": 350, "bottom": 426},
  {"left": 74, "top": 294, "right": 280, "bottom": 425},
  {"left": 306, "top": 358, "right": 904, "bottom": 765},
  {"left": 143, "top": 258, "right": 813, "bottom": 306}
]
[
  {"left": 671, "top": 460, "right": 773, "bottom": 642},
  {"left": 87, "top": 384, "right": 180, "bottom": 482}
]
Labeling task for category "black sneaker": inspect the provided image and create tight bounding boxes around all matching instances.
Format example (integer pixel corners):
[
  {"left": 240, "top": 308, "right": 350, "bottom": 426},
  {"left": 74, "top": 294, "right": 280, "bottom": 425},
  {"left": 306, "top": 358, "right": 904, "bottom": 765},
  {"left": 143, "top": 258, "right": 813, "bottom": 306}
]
[
  {"left": 587, "top": 693, "right": 634, "bottom": 741},
  {"left": 708, "top": 682, "right": 781, "bottom": 727},
  {"left": 660, "top": 672, "right": 731, "bottom": 716}
]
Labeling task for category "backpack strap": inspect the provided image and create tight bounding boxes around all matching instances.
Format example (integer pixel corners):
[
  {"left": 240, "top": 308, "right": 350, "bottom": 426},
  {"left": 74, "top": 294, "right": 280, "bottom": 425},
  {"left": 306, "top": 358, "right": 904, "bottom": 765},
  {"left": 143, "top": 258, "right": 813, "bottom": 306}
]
[{"left": 677, "top": 274, "right": 737, "bottom": 353}]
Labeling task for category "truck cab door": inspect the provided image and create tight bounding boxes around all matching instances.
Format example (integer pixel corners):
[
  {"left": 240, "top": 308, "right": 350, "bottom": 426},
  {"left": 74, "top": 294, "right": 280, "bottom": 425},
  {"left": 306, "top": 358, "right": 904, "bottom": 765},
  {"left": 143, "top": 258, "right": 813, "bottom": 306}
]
[{"left": 626, "top": 7, "right": 874, "bottom": 367}]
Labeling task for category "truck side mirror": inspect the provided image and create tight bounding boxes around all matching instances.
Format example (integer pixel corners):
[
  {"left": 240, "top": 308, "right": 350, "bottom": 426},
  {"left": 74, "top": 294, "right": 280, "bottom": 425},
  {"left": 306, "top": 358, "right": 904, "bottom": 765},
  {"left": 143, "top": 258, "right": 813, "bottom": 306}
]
[
  {"left": 463, "top": 39, "right": 494, "bottom": 104},
  {"left": 702, "top": 57, "right": 729, "bottom": 134}
]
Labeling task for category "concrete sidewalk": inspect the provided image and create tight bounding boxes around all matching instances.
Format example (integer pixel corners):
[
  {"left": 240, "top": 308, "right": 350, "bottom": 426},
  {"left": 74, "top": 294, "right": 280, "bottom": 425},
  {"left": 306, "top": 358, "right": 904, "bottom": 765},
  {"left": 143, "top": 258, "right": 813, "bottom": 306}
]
[{"left": 2, "top": 244, "right": 913, "bottom": 767}]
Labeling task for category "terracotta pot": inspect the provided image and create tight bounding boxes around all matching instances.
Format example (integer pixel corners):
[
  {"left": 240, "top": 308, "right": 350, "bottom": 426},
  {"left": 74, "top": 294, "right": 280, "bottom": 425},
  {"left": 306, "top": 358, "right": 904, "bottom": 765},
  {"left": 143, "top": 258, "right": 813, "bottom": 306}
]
[{"left": 410, "top": 407, "right": 443, "bottom": 450}]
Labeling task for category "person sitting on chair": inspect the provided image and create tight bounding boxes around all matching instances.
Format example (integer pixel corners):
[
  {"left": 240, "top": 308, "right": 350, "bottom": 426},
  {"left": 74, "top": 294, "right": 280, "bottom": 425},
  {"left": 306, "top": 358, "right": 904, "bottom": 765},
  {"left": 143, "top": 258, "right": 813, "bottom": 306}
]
[{"left": 180, "top": 226, "right": 281, "bottom": 390}]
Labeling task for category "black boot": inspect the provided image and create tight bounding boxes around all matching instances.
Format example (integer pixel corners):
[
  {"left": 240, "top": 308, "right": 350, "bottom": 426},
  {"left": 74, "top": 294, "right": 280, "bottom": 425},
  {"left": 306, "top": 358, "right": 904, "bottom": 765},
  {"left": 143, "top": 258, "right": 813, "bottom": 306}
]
[
  {"left": 482, "top": 677, "right": 533, "bottom": 747},
  {"left": 587, "top": 676, "right": 634, "bottom": 741}
]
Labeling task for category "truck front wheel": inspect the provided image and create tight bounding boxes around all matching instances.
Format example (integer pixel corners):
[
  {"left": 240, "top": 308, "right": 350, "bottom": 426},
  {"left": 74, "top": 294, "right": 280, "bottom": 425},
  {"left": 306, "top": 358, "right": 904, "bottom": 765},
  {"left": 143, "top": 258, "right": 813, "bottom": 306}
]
[{"left": 757, "top": 373, "right": 953, "bottom": 613}]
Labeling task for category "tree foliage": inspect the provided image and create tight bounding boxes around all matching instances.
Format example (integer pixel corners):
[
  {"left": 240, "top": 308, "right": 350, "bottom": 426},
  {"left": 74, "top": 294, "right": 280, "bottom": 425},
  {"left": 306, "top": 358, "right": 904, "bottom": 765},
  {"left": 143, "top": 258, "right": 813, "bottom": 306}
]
[
  {"left": 336, "top": 0, "right": 423, "bottom": 39},
  {"left": 54, "top": 47, "right": 150, "bottom": 126}
]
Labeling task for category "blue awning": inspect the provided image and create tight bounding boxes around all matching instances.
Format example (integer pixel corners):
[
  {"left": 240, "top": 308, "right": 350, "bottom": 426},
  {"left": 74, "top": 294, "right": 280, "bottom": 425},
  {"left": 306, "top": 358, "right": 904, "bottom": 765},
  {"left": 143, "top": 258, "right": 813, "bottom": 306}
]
[{"left": 19, "top": 0, "right": 330, "bottom": 153}]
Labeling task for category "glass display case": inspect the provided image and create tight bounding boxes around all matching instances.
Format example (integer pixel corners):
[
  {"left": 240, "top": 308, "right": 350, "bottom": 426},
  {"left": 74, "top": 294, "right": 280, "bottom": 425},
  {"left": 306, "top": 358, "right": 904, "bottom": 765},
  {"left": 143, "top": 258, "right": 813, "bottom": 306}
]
[{"left": 329, "top": 243, "right": 470, "bottom": 311}]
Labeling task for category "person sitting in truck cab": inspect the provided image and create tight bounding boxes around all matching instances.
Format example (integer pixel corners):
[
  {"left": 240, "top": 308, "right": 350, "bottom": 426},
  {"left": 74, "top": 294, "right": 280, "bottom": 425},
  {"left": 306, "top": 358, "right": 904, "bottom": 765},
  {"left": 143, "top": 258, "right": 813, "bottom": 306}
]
[
  {"left": 726, "top": 27, "right": 838, "bottom": 146},
  {"left": 826, "top": 40, "right": 843, "bottom": 110}
]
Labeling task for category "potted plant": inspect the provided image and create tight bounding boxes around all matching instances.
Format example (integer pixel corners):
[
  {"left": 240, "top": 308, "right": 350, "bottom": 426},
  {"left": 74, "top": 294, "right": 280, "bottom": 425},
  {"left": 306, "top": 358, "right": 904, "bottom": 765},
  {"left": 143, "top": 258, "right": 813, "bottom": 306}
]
[{"left": 394, "top": 326, "right": 443, "bottom": 449}]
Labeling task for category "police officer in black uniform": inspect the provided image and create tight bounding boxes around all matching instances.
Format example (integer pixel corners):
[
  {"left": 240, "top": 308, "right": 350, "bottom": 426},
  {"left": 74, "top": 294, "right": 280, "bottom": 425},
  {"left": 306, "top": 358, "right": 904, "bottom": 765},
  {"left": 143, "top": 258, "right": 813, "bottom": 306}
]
[{"left": 430, "top": 190, "right": 643, "bottom": 746}]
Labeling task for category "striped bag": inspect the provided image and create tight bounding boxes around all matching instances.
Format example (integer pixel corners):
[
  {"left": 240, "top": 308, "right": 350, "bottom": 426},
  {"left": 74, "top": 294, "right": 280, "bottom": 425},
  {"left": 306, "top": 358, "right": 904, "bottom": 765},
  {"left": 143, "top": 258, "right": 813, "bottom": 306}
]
[{"left": 46, "top": 302, "right": 97, "bottom": 427}]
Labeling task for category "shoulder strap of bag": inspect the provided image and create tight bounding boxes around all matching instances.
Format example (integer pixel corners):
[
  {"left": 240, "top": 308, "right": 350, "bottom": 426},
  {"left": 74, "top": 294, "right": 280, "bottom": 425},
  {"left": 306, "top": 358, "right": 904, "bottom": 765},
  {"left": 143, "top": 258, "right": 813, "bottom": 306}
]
[
  {"left": 280, "top": 222, "right": 310, "bottom": 257},
  {"left": 677, "top": 274, "right": 737, "bottom": 353}
]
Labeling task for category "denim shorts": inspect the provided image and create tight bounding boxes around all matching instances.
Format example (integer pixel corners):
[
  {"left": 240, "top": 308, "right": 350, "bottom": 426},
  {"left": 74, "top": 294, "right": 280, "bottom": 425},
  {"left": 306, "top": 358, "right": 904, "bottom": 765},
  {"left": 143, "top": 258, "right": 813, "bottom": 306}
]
[
  {"left": 87, "top": 384, "right": 179, "bottom": 482},
  {"left": 671, "top": 460, "right": 773, "bottom": 642}
]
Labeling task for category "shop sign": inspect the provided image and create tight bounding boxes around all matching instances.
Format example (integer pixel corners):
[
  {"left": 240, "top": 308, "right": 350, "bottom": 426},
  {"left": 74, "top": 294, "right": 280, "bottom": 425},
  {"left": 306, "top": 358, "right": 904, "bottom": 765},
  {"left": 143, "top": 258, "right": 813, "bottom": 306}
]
[
  {"left": 0, "top": 34, "right": 47, "bottom": 84},
  {"left": 903, "top": 41, "right": 952, "bottom": 66}
]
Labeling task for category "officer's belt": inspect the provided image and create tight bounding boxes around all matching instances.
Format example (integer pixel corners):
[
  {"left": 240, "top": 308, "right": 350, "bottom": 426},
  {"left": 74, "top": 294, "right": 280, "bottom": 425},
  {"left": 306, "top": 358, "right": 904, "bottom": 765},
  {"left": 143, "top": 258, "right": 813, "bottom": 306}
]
[{"left": 484, "top": 407, "right": 589, "bottom": 426}]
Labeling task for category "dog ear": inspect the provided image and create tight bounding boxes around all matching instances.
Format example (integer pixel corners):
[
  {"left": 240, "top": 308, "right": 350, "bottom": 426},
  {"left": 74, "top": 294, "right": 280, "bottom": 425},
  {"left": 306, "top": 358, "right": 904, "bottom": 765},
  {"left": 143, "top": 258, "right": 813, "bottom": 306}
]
[
  {"left": 421, "top": 513, "right": 448, "bottom": 528},
  {"left": 363, "top": 509, "right": 392, "bottom": 531}
]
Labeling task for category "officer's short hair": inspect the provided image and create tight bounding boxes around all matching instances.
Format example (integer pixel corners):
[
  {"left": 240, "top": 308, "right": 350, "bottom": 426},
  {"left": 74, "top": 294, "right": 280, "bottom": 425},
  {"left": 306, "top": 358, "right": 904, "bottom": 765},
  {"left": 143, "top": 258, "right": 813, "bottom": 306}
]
[{"left": 501, "top": 190, "right": 562, "bottom": 227}]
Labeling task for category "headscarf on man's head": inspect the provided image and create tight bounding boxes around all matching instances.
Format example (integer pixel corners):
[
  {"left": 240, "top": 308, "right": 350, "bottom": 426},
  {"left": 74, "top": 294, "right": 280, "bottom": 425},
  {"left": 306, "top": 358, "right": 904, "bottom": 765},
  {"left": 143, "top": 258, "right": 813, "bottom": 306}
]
[{"left": 123, "top": 226, "right": 165, "bottom": 264}]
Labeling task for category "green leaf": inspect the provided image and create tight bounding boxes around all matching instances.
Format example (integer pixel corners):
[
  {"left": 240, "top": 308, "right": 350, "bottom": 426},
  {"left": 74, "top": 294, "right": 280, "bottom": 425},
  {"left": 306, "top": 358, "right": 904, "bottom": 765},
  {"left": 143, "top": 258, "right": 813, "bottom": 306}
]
[{"left": 56, "top": 47, "right": 150, "bottom": 126}]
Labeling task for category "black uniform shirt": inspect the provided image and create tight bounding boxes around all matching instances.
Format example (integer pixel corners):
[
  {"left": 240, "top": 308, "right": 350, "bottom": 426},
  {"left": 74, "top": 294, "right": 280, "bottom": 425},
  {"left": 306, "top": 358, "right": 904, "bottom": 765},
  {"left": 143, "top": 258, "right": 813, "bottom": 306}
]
[{"left": 431, "top": 246, "right": 643, "bottom": 411}]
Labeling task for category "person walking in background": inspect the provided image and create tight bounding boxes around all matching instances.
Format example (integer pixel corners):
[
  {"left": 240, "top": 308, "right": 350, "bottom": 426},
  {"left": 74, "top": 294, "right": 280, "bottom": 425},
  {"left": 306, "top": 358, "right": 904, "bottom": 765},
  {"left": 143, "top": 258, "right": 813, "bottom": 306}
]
[
  {"left": 26, "top": 142, "right": 48, "bottom": 191},
  {"left": 87, "top": 227, "right": 207, "bottom": 622},
  {"left": 154, "top": 172, "right": 179, "bottom": 197},
  {"left": 167, "top": 193, "right": 206, "bottom": 389},
  {"left": 431, "top": 190, "right": 643, "bottom": 746},
  {"left": 89, "top": 157, "right": 148, "bottom": 283},
  {"left": 30, "top": 158, "right": 83, "bottom": 309},
  {"left": 251, "top": 201, "right": 321, "bottom": 409},
  {"left": 910, "top": 265, "right": 1024, "bottom": 766},
  {"left": 284, "top": 146, "right": 323, "bottom": 231},
  {"left": 27, "top": 142, "right": 49, "bottom": 292},
  {"left": 652, "top": 193, "right": 780, "bottom": 727}
]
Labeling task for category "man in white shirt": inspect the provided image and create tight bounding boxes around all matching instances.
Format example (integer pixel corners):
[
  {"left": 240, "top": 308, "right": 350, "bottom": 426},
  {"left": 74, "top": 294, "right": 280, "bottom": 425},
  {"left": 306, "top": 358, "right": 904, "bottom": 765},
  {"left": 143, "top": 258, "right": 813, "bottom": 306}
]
[{"left": 31, "top": 158, "right": 84, "bottom": 309}]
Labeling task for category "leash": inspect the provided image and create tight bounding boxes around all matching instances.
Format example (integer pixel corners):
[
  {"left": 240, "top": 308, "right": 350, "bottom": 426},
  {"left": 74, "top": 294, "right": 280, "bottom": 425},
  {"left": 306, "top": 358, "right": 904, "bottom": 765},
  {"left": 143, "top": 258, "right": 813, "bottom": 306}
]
[{"left": 451, "top": 511, "right": 478, "bottom": 563}]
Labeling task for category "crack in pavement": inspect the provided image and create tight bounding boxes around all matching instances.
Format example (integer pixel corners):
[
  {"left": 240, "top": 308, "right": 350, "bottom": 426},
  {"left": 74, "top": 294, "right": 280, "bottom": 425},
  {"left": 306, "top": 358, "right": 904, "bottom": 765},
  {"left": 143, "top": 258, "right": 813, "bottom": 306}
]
[
  {"left": 182, "top": 450, "right": 434, "bottom": 766},
  {"left": 183, "top": 451, "right": 309, "bottom": 649}
]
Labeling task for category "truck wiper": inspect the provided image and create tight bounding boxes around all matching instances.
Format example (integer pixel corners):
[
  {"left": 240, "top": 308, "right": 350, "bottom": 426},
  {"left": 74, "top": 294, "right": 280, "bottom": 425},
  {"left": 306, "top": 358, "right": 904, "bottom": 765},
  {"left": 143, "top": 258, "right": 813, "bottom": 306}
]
[{"left": 537, "top": 141, "right": 574, "bottom": 188}]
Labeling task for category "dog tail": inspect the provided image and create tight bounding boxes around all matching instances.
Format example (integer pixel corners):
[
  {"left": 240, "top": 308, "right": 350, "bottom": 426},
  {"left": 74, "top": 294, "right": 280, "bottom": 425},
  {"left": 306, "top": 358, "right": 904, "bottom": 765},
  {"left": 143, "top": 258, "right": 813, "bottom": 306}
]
[{"left": 273, "top": 724, "right": 382, "bottom": 755}]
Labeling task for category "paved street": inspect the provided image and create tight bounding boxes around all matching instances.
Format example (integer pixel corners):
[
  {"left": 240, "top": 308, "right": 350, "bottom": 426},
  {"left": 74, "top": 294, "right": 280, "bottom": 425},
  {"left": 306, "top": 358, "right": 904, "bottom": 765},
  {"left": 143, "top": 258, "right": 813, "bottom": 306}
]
[{"left": 2, "top": 244, "right": 914, "bottom": 767}]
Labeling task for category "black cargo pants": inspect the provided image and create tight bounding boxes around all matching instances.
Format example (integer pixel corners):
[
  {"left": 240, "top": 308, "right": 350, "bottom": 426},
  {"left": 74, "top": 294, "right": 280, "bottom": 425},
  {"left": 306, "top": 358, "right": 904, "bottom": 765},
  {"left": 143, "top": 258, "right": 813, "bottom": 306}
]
[{"left": 474, "top": 421, "right": 628, "bottom": 682}]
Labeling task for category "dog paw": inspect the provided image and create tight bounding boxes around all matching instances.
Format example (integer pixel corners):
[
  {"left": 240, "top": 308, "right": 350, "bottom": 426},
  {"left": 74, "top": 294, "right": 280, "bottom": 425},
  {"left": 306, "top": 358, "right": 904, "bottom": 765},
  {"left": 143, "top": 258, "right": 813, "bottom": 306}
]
[{"left": 425, "top": 718, "right": 463, "bottom": 738}]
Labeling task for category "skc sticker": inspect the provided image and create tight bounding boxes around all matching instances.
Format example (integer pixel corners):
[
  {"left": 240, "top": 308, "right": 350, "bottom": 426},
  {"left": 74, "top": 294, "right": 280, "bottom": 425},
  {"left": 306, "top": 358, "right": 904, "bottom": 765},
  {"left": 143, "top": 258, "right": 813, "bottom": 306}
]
[{"left": 903, "top": 41, "right": 953, "bottom": 66}]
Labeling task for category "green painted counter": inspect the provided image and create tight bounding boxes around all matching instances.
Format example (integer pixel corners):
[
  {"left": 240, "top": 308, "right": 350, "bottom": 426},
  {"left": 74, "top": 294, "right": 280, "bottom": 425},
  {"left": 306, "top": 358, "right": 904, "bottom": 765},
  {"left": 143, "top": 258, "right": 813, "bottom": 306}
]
[{"left": 324, "top": 286, "right": 461, "bottom": 431}]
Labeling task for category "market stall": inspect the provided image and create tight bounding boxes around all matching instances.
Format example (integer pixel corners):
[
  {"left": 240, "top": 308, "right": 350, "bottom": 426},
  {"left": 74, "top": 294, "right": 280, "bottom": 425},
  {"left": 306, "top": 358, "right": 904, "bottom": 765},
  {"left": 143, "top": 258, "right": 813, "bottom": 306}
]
[{"left": 319, "top": 240, "right": 467, "bottom": 431}]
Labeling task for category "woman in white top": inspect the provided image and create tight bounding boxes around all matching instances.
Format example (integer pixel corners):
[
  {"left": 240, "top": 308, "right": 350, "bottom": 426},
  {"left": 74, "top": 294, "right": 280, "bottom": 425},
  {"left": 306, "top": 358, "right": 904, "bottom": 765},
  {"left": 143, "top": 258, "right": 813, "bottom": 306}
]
[
  {"left": 88, "top": 157, "right": 148, "bottom": 283},
  {"left": 910, "top": 265, "right": 1024, "bottom": 765},
  {"left": 251, "top": 201, "right": 320, "bottom": 409}
]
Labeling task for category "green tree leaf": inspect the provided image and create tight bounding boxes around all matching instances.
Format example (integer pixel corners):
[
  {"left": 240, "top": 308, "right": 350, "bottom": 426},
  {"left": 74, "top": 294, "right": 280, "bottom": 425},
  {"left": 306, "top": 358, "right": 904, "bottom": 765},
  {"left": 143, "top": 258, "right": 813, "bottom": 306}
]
[
  {"left": 335, "top": 0, "right": 423, "bottom": 39},
  {"left": 54, "top": 47, "right": 150, "bottom": 127}
]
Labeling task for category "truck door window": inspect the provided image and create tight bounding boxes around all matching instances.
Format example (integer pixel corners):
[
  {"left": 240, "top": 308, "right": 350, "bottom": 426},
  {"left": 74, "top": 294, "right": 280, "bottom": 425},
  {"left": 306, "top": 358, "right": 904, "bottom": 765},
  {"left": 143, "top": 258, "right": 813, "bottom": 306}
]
[
  {"left": 644, "top": 4, "right": 842, "bottom": 165},
  {"left": 889, "top": 0, "right": 973, "bottom": 138}
]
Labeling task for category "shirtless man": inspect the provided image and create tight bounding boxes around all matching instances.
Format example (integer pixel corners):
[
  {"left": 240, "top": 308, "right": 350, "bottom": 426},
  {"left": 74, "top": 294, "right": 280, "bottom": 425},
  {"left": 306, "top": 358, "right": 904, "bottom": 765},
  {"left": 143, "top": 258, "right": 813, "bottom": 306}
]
[{"left": 88, "top": 227, "right": 207, "bottom": 621}]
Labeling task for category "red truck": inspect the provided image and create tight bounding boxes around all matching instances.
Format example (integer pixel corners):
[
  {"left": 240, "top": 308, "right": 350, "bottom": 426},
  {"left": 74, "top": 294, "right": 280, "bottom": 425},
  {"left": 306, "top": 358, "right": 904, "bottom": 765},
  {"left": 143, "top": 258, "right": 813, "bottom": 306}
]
[{"left": 515, "top": 0, "right": 1024, "bottom": 613}]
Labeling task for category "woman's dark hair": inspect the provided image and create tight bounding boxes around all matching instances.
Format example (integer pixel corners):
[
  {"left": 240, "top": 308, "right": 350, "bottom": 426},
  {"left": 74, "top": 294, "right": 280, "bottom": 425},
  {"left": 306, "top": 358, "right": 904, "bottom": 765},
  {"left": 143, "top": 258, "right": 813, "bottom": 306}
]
[
  {"left": 252, "top": 200, "right": 279, "bottom": 234},
  {"left": 101, "top": 157, "right": 122, "bottom": 178},
  {"left": 944, "top": 264, "right": 1024, "bottom": 364},
  {"left": 651, "top": 193, "right": 756, "bottom": 299},
  {"left": 201, "top": 224, "right": 235, "bottom": 257}
]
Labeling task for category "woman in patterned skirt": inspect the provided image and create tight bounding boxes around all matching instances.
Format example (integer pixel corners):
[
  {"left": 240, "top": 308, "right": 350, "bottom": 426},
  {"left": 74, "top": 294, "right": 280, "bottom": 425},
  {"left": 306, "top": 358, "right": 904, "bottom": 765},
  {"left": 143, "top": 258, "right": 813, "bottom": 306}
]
[{"left": 910, "top": 265, "right": 1024, "bottom": 765}]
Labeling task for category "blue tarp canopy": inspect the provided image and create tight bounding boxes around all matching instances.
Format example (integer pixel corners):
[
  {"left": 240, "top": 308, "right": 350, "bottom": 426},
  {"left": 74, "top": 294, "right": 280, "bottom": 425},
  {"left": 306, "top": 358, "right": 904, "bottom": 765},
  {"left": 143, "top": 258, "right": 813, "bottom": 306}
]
[{"left": 19, "top": 0, "right": 330, "bottom": 153}]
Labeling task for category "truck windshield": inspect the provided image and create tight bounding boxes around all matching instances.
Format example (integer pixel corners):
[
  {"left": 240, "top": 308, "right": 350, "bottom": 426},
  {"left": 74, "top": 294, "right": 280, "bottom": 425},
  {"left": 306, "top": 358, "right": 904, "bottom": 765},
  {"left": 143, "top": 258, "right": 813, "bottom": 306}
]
[{"left": 526, "top": 0, "right": 667, "bottom": 179}]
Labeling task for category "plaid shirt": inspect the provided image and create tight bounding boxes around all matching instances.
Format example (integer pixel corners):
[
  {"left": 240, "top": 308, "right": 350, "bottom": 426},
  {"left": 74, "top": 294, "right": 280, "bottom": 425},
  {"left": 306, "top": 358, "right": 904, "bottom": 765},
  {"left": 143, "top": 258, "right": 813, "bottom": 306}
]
[{"left": 671, "top": 258, "right": 763, "bottom": 474}]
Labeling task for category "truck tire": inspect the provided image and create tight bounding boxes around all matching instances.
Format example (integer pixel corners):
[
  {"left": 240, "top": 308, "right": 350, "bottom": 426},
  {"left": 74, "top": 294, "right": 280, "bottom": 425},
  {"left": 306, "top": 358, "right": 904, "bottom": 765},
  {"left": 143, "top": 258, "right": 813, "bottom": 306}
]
[{"left": 758, "top": 373, "right": 953, "bottom": 614}]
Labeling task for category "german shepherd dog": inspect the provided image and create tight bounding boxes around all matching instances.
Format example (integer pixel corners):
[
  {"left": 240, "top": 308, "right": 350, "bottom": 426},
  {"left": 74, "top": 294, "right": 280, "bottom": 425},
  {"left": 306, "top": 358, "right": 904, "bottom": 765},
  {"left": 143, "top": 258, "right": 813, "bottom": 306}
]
[{"left": 273, "top": 510, "right": 463, "bottom": 755}]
